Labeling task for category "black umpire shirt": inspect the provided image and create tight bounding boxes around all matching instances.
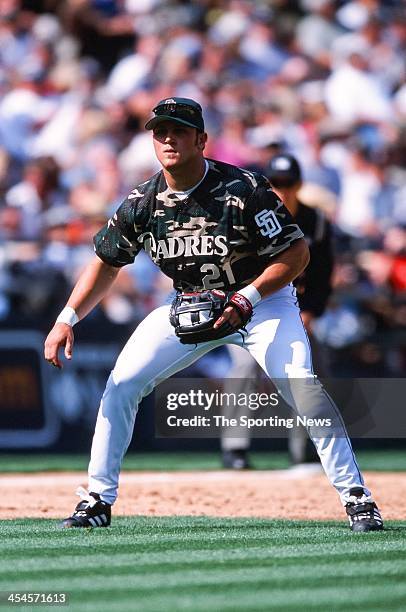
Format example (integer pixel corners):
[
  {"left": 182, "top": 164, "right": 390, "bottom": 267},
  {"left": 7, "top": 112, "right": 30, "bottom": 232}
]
[{"left": 294, "top": 201, "right": 333, "bottom": 318}]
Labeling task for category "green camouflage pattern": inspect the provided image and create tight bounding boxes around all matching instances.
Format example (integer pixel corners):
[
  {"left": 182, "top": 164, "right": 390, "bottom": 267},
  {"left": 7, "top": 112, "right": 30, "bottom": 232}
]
[{"left": 94, "top": 159, "right": 304, "bottom": 291}]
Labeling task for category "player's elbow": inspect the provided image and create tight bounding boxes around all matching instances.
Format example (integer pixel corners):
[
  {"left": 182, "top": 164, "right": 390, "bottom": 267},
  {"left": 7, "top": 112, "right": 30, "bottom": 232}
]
[{"left": 94, "top": 255, "right": 121, "bottom": 279}]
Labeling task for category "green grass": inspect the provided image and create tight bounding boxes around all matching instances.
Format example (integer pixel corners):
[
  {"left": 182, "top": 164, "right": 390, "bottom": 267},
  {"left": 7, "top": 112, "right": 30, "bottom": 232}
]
[
  {"left": 0, "top": 517, "right": 405, "bottom": 612},
  {"left": 0, "top": 449, "right": 404, "bottom": 473},
  {"left": 1, "top": 450, "right": 404, "bottom": 610}
]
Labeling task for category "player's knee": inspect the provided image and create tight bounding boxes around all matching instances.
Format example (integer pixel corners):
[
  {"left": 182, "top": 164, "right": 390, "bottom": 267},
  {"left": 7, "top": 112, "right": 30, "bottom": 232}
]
[{"left": 103, "top": 372, "right": 146, "bottom": 405}]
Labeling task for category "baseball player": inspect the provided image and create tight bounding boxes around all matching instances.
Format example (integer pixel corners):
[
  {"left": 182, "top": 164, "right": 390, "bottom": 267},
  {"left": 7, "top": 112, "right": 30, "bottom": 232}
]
[
  {"left": 44, "top": 97, "right": 383, "bottom": 532},
  {"left": 221, "top": 154, "right": 333, "bottom": 470}
]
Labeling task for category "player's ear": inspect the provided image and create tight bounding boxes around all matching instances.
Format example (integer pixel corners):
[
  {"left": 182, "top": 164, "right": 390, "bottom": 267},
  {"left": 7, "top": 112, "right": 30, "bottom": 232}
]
[{"left": 196, "top": 131, "right": 207, "bottom": 151}]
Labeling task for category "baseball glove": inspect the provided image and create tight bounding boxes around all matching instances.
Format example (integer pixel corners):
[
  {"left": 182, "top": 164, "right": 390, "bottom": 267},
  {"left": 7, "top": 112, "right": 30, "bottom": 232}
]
[{"left": 169, "top": 289, "right": 253, "bottom": 344}]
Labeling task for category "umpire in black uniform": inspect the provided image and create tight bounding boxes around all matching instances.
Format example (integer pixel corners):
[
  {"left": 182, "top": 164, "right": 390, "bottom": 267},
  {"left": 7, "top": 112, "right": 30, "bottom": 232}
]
[{"left": 222, "top": 153, "right": 334, "bottom": 469}]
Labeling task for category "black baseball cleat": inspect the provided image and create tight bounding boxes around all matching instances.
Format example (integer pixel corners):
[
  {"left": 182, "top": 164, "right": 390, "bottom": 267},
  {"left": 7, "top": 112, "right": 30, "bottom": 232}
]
[
  {"left": 222, "top": 449, "right": 251, "bottom": 470},
  {"left": 61, "top": 487, "right": 111, "bottom": 528},
  {"left": 345, "top": 487, "right": 384, "bottom": 532}
]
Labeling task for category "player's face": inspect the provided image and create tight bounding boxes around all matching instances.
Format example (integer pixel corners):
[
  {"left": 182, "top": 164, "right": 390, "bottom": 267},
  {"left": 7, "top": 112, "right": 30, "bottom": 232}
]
[
  {"left": 272, "top": 183, "right": 301, "bottom": 207},
  {"left": 152, "top": 121, "right": 206, "bottom": 171}
]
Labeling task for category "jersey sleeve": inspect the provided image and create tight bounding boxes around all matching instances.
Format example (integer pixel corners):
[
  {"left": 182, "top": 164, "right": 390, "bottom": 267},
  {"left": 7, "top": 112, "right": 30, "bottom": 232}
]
[
  {"left": 93, "top": 197, "right": 142, "bottom": 267},
  {"left": 246, "top": 185, "right": 304, "bottom": 259}
]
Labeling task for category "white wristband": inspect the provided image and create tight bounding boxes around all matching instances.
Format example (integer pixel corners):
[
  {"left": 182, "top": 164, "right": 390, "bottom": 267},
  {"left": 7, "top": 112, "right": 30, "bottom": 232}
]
[
  {"left": 237, "top": 284, "right": 262, "bottom": 307},
  {"left": 56, "top": 306, "right": 79, "bottom": 327}
]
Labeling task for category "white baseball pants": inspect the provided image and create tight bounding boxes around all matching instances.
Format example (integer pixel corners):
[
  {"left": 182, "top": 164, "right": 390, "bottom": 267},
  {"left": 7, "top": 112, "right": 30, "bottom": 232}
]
[{"left": 88, "top": 286, "right": 369, "bottom": 505}]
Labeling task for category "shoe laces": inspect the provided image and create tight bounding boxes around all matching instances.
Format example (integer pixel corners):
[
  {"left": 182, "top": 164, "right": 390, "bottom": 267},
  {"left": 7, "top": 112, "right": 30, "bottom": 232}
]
[
  {"left": 75, "top": 486, "right": 99, "bottom": 508},
  {"left": 347, "top": 492, "right": 374, "bottom": 506}
]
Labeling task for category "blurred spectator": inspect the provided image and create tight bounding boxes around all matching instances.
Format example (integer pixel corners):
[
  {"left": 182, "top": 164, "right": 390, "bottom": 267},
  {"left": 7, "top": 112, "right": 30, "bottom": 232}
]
[
  {"left": 104, "top": 34, "right": 160, "bottom": 102},
  {"left": 336, "top": 0, "right": 380, "bottom": 31},
  {"left": 5, "top": 157, "right": 62, "bottom": 240},
  {"left": 211, "top": 115, "right": 256, "bottom": 167},
  {"left": 296, "top": 0, "right": 344, "bottom": 69},
  {"left": 62, "top": 0, "right": 136, "bottom": 73},
  {"left": 324, "top": 34, "right": 392, "bottom": 124},
  {"left": 335, "top": 146, "right": 381, "bottom": 240}
]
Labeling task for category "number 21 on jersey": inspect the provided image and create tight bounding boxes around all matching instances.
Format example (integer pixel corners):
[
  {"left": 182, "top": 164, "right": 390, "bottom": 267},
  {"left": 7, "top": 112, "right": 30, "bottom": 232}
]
[{"left": 201, "top": 262, "right": 236, "bottom": 289}]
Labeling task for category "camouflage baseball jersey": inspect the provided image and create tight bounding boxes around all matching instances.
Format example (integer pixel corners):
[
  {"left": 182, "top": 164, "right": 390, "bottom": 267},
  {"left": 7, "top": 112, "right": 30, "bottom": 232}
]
[{"left": 94, "top": 159, "right": 304, "bottom": 292}]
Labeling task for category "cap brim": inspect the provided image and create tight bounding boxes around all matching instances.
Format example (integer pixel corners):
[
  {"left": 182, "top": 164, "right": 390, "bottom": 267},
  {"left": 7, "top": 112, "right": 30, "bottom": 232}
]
[{"left": 145, "top": 115, "right": 201, "bottom": 130}]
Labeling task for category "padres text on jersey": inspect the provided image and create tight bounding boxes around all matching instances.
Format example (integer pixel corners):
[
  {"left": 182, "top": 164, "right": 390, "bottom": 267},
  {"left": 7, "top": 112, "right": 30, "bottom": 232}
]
[{"left": 94, "top": 159, "right": 304, "bottom": 292}]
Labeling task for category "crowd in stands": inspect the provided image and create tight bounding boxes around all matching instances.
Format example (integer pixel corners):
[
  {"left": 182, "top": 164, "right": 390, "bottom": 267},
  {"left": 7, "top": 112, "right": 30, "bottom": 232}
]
[{"left": 0, "top": 0, "right": 405, "bottom": 376}]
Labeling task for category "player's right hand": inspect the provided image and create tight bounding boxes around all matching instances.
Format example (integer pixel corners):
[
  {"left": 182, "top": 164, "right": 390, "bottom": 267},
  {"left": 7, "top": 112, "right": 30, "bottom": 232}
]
[{"left": 44, "top": 323, "right": 75, "bottom": 369}]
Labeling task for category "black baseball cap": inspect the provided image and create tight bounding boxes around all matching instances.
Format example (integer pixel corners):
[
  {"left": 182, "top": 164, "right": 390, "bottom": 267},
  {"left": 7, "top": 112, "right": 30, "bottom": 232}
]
[
  {"left": 145, "top": 97, "right": 205, "bottom": 132},
  {"left": 267, "top": 154, "right": 302, "bottom": 187}
]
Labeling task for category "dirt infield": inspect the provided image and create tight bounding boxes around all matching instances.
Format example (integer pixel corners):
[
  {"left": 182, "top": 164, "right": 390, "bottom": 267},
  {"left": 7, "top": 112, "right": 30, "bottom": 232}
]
[{"left": 1, "top": 470, "right": 404, "bottom": 521}]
